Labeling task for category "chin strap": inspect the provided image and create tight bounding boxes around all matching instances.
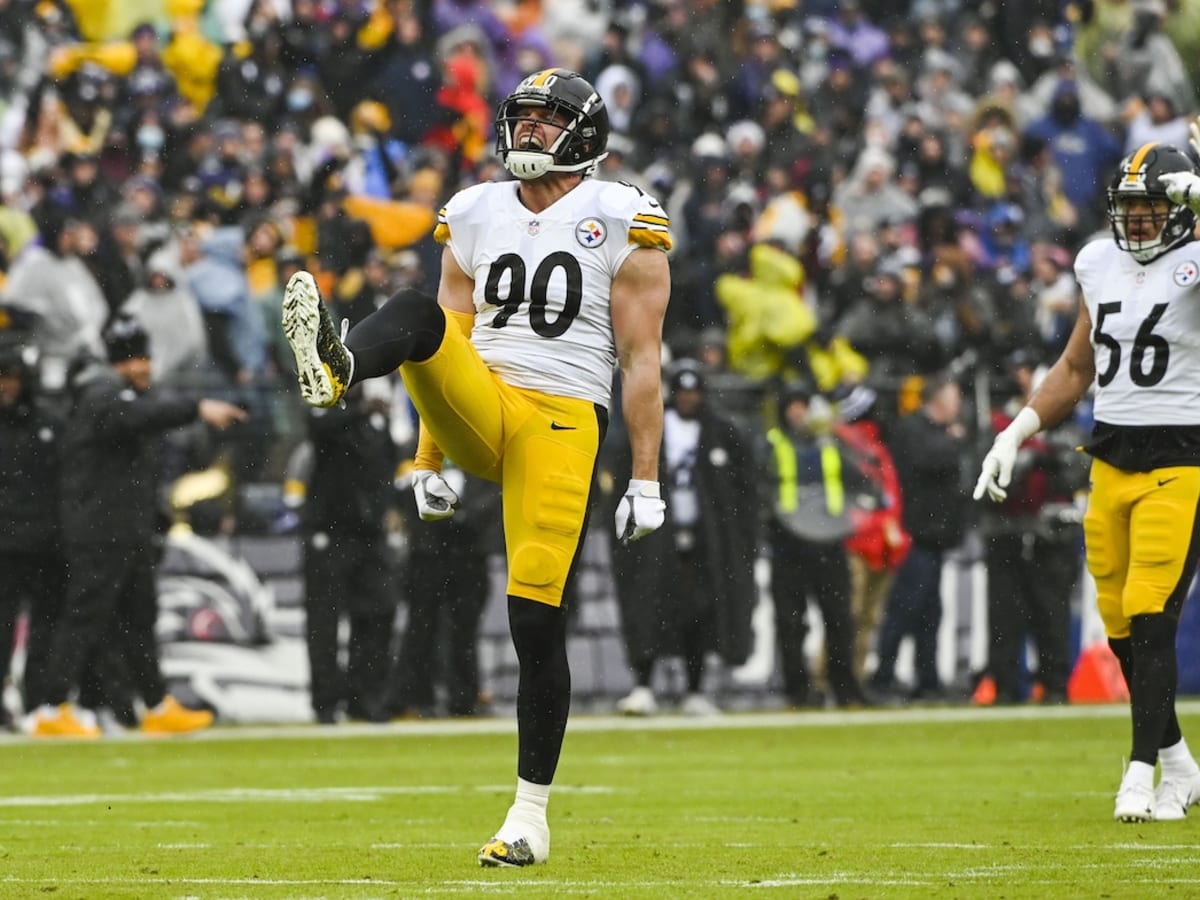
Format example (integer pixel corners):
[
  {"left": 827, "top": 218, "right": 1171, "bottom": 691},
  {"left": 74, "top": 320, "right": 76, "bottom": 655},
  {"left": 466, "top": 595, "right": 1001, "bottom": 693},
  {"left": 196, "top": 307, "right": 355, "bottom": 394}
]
[
  {"left": 505, "top": 150, "right": 554, "bottom": 180},
  {"left": 504, "top": 150, "right": 608, "bottom": 181}
]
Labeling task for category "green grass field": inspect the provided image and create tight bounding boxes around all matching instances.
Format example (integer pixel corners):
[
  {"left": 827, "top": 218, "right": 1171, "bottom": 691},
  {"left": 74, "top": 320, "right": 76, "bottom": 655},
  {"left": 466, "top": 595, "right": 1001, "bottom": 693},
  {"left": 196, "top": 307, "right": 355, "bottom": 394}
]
[{"left": 2, "top": 703, "right": 1199, "bottom": 899}]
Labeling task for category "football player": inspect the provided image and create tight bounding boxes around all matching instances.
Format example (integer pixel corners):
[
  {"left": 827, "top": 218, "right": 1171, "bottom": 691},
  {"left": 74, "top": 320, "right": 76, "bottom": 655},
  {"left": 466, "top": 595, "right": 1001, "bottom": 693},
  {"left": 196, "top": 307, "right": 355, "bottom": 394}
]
[
  {"left": 283, "top": 68, "right": 671, "bottom": 865},
  {"left": 975, "top": 138, "right": 1200, "bottom": 822}
]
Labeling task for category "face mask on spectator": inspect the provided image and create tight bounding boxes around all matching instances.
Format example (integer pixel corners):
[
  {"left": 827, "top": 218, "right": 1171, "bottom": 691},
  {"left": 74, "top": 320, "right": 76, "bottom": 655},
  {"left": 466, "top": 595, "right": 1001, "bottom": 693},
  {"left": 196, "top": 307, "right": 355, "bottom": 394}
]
[
  {"left": 1028, "top": 34, "right": 1054, "bottom": 59},
  {"left": 137, "top": 125, "right": 165, "bottom": 151},
  {"left": 287, "top": 89, "right": 313, "bottom": 112}
]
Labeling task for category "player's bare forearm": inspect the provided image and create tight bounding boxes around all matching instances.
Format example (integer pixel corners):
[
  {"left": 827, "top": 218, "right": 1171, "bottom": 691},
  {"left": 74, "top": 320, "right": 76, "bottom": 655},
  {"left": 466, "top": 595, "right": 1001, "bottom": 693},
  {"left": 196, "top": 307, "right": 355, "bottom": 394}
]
[
  {"left": 622, "top": 361, "right": 663, "bottom": 481},
  {"left": 437, "top": 246, "right": 476, "bottom": 315},
  {"left": 1028, "top": 298, "right": 1096, "bottom": 430},
  {"left": 612, "top": 248, "right": 670, "bottom": 483}
]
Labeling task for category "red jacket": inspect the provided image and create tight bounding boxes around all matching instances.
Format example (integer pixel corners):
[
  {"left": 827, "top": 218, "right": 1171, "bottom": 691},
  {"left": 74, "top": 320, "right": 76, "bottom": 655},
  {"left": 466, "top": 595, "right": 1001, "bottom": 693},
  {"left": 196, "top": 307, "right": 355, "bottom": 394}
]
[{"left": 835, "top": 419, "right": 912, "bottom": 571}]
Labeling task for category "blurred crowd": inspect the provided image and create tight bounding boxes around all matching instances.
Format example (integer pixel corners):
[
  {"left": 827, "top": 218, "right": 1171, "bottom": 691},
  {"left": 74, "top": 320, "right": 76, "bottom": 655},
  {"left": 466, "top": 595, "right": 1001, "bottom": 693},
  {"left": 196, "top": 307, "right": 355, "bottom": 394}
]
[{"left": 1, "top": 0, "right": 1198, "bottom": 720}]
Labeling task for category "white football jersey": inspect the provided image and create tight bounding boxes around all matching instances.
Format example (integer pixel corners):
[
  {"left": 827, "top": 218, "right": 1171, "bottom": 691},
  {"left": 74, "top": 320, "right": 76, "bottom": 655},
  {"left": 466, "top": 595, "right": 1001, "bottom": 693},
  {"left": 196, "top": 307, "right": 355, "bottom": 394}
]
[
  {"left": 1076, "top": 237, "right": 1200, "bottom": 426},
  {"left": 435, "top": 179, "right": 671, "bottom": 408}
]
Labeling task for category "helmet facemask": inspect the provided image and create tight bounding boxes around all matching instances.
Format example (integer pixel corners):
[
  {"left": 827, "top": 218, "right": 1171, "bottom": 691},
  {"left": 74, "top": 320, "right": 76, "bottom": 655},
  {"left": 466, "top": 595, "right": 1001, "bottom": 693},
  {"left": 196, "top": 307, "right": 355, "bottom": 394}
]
[{"left": 1108, "top": 194, "right": 1177, "bottom": 263}]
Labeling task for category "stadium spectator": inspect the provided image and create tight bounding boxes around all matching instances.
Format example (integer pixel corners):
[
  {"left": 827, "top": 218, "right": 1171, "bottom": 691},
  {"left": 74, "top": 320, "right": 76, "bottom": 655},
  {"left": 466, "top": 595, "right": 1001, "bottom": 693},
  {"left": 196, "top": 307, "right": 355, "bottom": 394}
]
[
  {"left": 31, "top": 313, "right": 245, "bottom": 738},
  {"left": 365, "top": 8, "right": 443, "bottom": 148},
  {"left": 870, "top": 373, "right": 968, "bottom": 702},
  {"left": 61, "top": 147, "right": 121, "bottom": 227},
  {"left": 594, "top": 63, "right": 640, "bottom": 136},
  {"left": 764, "top": 381, "right": 876, "bottom": 708},
  {"left": 118, "top": 245, "right": 209, "bottom": 387},
  {"left": 300, "top": 382, "right": 400, "bottom": 724},
  {"left": 863, "top": 61, "right": 914, "bottom": 150},
  {"left": 158, "top": 4, "right": 221, "bottom": 116},
  {"left": 727, "top": 20, "right": 787, "bottom": 124},
  {"left": 835, "top": 262, "right": 940, "bottom": 392},
  {"left": 176, "top": 220, "right": 268, "bottom": 391},
  {"left": 758, "top": 69, "right": 818, "bottom": 178},
  {"left": 831, "top": 146, "right": 918, "bottom": 247},
  {"left": 974, "top": 349, "right": 1085, "bottom": 706},
  {"left": 281, "top": 68, "right": 670, "bottom": 868},
  {"left": 676, "top": 132, "right": 736, "bottom": 332},
  {"left": 1023, "top": 77, "right": 1123, "bottom": 235},
  {"left": 975, "top": 140, "right": 1200, "bottom": 822},
  {"left": 87, "top": 201, "right": 145, "bottom": 314},
  {"left": 715, "top": 240, "right": 817, "bottom": 384},
  {"left": 1, "top": 203, "right": 108, "bottom": 386},
  {"left": 805, "top": 53, "right": 866, "bottom": 166},
  {"left": 906, "top": 124, "right": 971, "bottom": 209},
  {"left": 1006, "top": 133, "right": 1079, "bottom": 245},
  {"left": 0, "top": 331, "right": 63, "bottom": 730},
  {"left": 833, "top": 384, "right": 911, "bottom": 683},
  {"left": 824, "top": 0, "right": 890, "bottom": 71},
  {"left": 1123, "top": 92, "right": 1192, "bottom": 155},
  {"left": 318, "top": 8, "right": 374, "bottom": 121},
  {"left": 391, "top": 461, "right": 500, "bottom": 719},
  {"left": 1108, "top": 0, "right": 1196, "bottom": 117},
  {"left": 428, "top": 49, "right": 492, "bottom": 174},
  {"left": 213, "top": 31, "right": 289, "bottom": 132},
  {"left": 1028, "top": 242, "right": 1079, "bottom": 359},
  {"left": 915, "top": 49, "right": 975, "bottom": 140},
  {"left": 610, "top": 359, "right": 760, "bottom": 717}
]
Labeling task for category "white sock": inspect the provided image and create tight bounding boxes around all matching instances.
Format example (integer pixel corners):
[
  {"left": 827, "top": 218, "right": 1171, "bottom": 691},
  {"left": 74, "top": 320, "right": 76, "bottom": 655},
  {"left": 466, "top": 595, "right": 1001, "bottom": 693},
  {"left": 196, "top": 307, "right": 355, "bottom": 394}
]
[
  {"left": 1123, "top": 760, "right": 1156, "bottom": 791},
  {"left": 1160, "top": 738, "right": 1200, "bottom": 778},
  {"left": 498, "top": 778, "right": 550, "bottom": 841}
]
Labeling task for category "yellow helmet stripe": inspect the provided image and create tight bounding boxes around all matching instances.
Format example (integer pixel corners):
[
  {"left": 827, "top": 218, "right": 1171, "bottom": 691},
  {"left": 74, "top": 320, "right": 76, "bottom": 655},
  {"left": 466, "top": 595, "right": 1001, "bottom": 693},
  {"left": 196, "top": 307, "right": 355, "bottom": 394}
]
[
  {"left": 529, "top": 69, "right": 560, "bottom": 87},
  {"left": 1125, "top": 142, "right": 1161, "bottom": 183}
]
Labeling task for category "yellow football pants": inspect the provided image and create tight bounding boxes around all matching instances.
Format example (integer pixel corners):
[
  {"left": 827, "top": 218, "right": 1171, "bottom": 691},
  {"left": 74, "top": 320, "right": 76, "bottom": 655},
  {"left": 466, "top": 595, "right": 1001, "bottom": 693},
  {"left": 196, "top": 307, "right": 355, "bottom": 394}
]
[
  {"left": 400, "top": 318, "right": 602, "bottom": 607},
  {"left": 1083, "top": 459, "right": 1200, "bottom": 639}
]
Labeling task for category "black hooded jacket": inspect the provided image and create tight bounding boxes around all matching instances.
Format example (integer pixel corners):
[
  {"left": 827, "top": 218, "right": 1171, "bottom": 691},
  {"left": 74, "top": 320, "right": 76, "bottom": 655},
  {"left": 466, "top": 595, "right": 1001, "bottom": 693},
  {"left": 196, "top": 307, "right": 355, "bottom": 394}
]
[{"left": 58, "top": 367, "right": 198, "bottom": 546}]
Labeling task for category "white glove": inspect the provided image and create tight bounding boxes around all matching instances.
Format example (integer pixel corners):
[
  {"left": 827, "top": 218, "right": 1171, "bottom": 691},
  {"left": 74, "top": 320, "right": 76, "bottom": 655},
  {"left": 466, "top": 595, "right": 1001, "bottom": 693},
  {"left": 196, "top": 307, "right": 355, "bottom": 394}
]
[
  {"left": 1159, "top": 171, "right": 1200, "bottom": 214},
  {"left": 412, "top": 469, "right": 460, "bottom": 521},
  {"left": 614, "top": 479, "right": 666, "bottom": 544},
  {"left": 973, "top": 407, "right": 1041, "bottom": 503}
]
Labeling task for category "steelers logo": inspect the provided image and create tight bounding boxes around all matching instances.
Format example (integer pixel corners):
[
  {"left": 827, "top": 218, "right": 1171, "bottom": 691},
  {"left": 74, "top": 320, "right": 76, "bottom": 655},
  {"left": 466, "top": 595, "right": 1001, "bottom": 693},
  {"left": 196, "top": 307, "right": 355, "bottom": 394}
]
[
  {"left": 1174, "top": 260, "right": 1199, "bottom": 287},
  {"left": 575, "top": 218, "right": 607, "bottom": 248}
]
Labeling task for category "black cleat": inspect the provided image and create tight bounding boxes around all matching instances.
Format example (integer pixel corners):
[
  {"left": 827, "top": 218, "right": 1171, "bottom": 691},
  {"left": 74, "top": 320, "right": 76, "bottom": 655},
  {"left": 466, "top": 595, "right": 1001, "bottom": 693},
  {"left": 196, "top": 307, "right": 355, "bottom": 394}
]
[{"left": 478, "top": 837, "right": 538, "bottom": 867}]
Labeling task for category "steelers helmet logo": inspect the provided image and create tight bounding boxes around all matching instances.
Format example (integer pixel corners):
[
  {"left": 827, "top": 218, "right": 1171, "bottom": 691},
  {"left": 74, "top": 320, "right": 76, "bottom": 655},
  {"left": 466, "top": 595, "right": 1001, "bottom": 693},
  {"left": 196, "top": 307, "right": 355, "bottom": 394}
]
[
  {"left": 576, "top": 218, "right": 607, "bottom": 248},
  {"left": 1173, "top": 261, "right": 1199, "bottom": 287}
]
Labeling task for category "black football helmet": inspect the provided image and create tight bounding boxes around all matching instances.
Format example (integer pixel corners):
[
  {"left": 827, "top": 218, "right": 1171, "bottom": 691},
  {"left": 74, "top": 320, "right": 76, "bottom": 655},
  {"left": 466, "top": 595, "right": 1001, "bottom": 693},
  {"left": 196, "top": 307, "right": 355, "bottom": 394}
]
[
  {"left": 1106, "top": 141, "right": 1197, "bottom": 264},
  {"left": 495, "top": 68, "right": 609, "bottom": 180}
]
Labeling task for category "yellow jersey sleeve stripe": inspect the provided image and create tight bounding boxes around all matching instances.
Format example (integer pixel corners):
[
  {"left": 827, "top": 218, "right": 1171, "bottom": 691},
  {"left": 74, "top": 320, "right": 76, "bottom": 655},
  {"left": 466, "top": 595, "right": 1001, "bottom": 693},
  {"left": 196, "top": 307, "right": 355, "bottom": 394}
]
[
  {"left": 632, "top": 213, "right": 671, "bottom": 227},
  {"left": 628, "top": 227, "right": 673, "bottom": 251},
  {"left": 434, "top": 222, "right": 451, "bottom": 245}
]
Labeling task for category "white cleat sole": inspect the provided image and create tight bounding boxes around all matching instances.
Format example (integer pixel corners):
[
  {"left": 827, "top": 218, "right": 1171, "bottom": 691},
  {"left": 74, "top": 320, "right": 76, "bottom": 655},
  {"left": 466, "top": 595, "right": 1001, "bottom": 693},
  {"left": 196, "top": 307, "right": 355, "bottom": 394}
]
[{"left": 282, "top": 272, "right": 335, "bottom": 407}]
